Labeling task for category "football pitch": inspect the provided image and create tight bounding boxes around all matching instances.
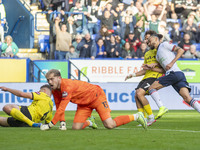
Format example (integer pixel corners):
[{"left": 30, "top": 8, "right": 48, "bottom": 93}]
[{"left": 1, "top": 110, "right": 200, "bottom": 150}]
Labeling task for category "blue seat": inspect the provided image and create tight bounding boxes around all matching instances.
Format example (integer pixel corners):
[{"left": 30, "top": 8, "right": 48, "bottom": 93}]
[
  {"left": 38, "top": 35, "right": 50, "bottom": 53},
  {"left": 194, "top": 43, "right": 200, "bottom": 51}
]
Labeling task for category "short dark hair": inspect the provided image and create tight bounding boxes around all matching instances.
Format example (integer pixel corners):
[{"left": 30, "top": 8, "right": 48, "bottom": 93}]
[
  {"left": 40, "top": 84, "right": 51, "bottom": 91},
  {"left": 70, "top": 45, "right": 75, "bottom": 49},
  {"left": 145, "top": 30, "right": 157, "bottom": 36}
]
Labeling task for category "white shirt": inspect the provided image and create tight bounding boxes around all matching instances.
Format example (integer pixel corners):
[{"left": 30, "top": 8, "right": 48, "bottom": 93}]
[{"left": 156, "top": 41, "right": 181, "bottom": 73}]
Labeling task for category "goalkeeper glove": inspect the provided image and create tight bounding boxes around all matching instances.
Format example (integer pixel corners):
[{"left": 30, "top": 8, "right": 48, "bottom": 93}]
[
  {"left": 59, "top": 121, "right": 67, "bottom": 130},
  {"left": 40, "top": 121, "right": 54, "bottom": 131}
]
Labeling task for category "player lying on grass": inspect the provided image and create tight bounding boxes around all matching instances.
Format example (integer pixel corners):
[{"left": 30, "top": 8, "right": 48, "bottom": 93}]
[
  {"left": 0, "top": 85, "right": 53, "bottom": 127},
  {"left": 35, "top": 69, "right": 147, "bottom": 131},
  {"left": 147, "top": 34, "right": 200, "bottom": 115},
  {"left": 125, "top": 31, "right": 168, "bottom": 126}
]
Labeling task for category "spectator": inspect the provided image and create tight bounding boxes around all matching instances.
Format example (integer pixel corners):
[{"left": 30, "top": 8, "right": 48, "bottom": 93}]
[
  {"left": 65, "top": 16, "right": 77, "bottom": 40},
  {"left": 96, "top": 9, "right": 118, "bottom": 32},
  {"left": 50, "top": 0, "right": 65, "bottom": 11},
  {"left": 136, "top": 42, "right": 148, "bottom": 59},
  {"left": 85, "top": 0, "right": 99, "bottom": 35},
  {"left": 158, "top": 21, "right": 171, "bottom": 42},
  {"left": 77, "top": 33, "right": 97, "bottom": 59},
  {"left": 54, "top": 17, "right": 72, "bottom": 60},
  {"left": 115, "top": 3, "right": 126, "bottom": 28},
  {"left": 0, "top": 0, "right": 6, "bottom": 26},
  {"left": 72, "top": 34, "right": 82, "bottom": 55},
  {"left": 64, "top": 0, "right": 75, "bottom": 12},
  {"left": 135, "top": 7, "right": 147, "bottom": 40},
  {"left": 178, "top": 33, "right": 193, "bottom": 52},
  {"left": 182, "top": 0, "right": 197, "bottom": 20},
  {"left": 144, "top": 1, "right": 166, "bottom": 33},
  {"left": 0, "top": 20, "right": 4, "bottom": 43},
  {"left": 115, "top": 34, "right": 126, "bottom": 49},
  {"left": 182, "top": 45, "right": 200, "bottom": 59},
  {"left": 126, "top": 1, "right": 139, "bottom": 16},
  {"left": 125, "top": 32, "right": 141, "bottom": 53},
  {"left": 106, "top": 35, "right": 121, "bottom": 58},
  {"left": 1, "top": 35, "right": 18, "bottom": 58},
  {"left": 182, "top": 15, "right": 198, "bottom": 43},
  {"left": 196, "top": 23, "right": 200, "bottom": 43},
  {"left": 65, "top": 45, "right": 79, "bottom": 59},
  {"left": 121, "top": 42, "right": 137, "bottom": 59},
  {"left": 171, "top": 0, "right": 185, "bottom": 19},
  {"left": 42, "top": 0, "right": 52, "bottom": 10},
  {"left": 120, "top": 15, "right": 134, "bottom": 39},
  {"left": 46, "top": 10, "right": 58, "bottom": 59},
  {"left": 96, "top": 38, "right": 107, "bottom": 58},
  {"left": 70, "top": 1, "right": 88, "bottom": 34},
  {"left": 170, "top": 22, "right": 181, "bottom": 43},
  {"left": 95, "top": 25, "right": 111, "bottom": 47}
]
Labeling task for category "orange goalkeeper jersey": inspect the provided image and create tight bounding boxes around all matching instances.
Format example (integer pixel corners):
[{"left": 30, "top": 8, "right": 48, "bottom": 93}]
[{"left": 51, "top": 79, "right": 102, "bottom": 124}]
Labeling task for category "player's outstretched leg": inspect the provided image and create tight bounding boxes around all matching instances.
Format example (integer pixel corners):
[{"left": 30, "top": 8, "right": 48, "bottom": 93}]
[
  {"left": 155, "top": 106, "right": 168, "bottom": 120},
  {"left": 136, "top": 112, "right": 147, "bottom": 130}
]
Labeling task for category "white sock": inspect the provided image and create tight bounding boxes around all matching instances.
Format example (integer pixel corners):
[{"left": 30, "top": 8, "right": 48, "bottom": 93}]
[
  {"left": 190, "top": 99, "right": 200, "bottom": 113},
  {"left": 149, "top": 89, "right": 163, "bottom": 108},
  {"left": 133, "top": 114, "right": 138, "bottom": 121},
  {"left": 148, "top": 114, "right": 154, "bottom": 119},
  {"left": 88, "top": 120, "right": 93, "bottom": 126}
]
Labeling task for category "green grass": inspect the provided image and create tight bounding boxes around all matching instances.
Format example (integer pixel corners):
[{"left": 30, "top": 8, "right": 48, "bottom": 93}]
[{"left": 1, "top": 110, "right": 200, "bottom": 150}]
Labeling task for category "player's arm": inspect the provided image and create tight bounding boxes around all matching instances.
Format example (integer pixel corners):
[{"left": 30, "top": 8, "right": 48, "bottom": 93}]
[
  {"left": 40, "top": 97, "right": 70, "bottom": 131},
  {"left": 0, "top": 86, "right": 32, "bottom": 99},
  {"left": 45, "top": 111, "right": 53, "bottom": 124},
  {"left": 166, "top": 46, "right": 184, "bottom": 70},
  {"left": 150, "top": 67, "right": 165, "bottom": 73},
  {"left": 125, "top": 69, "right": 146, "bottom": 81}
]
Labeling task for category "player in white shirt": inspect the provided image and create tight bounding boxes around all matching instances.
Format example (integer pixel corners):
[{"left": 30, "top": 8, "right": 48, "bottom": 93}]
[{"left": 146, "top": 35, "right": 200, "bottom": 118}]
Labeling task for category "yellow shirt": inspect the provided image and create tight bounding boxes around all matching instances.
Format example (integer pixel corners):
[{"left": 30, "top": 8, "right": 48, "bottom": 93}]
[
  {"left": 142, "top": 49, "right": 163, "bottom": 80},
  {"left": 28, "top": 92, "right": 53, "bottom": 123}
]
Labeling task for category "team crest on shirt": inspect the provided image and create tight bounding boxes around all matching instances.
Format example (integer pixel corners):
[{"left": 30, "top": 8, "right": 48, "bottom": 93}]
[
  {"left": 35, "top": 92, "right": 41, "bottom": 95},
  {"left": 62, "top": 91, "right": 68, "bottom": 97}
]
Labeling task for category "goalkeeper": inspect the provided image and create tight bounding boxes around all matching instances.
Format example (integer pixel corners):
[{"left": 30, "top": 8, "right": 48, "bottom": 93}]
[
  {"left": 38, "top": 69, "right": 147, "bottom": 131},
  {"left": 0, "top": 85, "right": 53, "bottom": 128}
]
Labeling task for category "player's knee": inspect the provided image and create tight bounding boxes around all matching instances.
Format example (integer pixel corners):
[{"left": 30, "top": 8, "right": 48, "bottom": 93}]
[
  {"left": 72, "top": 126, "right": 82, "bottom": 130},
  {"left": 104, "top": 123, "right": 115, "bottom": 129},
  {"left": 103, "top": 119, "right": 116, "bottom": 129},
  {"left": 136, "top": 89, "right": 144, "bottom": 98},
  {"left": 3, "top": 105, "right": 11, "bottom": 114}
]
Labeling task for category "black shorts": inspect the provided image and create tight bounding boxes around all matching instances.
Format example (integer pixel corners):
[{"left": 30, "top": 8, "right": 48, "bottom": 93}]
[
  {"left": 135, "top": 78, "right": 157, "bottom": 92},
  {"left": 7, "top": 106, "right": 32, "bottom": 127}
]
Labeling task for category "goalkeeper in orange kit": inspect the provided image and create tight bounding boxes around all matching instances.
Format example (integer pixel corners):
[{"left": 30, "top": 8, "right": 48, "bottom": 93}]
[{"left": 38, "top": 69, "right": 147, "bottom": 131}]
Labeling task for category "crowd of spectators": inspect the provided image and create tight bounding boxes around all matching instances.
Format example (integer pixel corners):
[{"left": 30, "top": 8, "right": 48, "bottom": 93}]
[
  {"left": 1, "top": 0, "right": 200, "bottom": 60},
  {"left": 39, "top": 0, "right": 200, "bottom": 60}
]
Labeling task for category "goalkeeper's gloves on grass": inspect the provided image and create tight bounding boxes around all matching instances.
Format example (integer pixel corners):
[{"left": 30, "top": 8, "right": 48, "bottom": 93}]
[
  {"left": 59, "top": 121, "right": 67, "bottom": 130},
  {"left": 40, "top": 121, "right": 54, "bottom": 131}
]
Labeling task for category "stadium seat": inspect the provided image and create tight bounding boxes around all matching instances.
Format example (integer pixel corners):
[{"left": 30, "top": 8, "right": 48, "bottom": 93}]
[
  {"left": 194, "top": 43, "right": 200, "bottom": 51},
  {"left": 38, "top": 35, "right": 50, "bottom": 53}
]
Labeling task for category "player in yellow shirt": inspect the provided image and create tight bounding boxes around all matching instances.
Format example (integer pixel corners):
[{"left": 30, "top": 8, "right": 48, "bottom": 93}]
[
  {"left": 0, "top": 84, "right": 53, "bottom": 127},
  {"left": 125, "top": 30, "right": 168, "bottom": 126}
]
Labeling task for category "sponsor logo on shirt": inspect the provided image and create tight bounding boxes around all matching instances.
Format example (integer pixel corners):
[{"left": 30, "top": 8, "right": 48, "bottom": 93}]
[
  {"left": 35, "top": 92, "right": 41, "bottom": 95},
  {"left": 62, "top": 91, "right": 68, "bottom": 97}
]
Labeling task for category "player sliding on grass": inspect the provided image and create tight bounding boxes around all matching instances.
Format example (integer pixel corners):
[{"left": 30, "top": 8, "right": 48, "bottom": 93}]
[
  {"left": 0, "top": 85, "right": 53, "bottom": 127},
  {"left": 125, "top": 30, "right": 168, "bottom": 125},
  {"left": 147, "top": 34, "right": 200, "bottom": 115},
  {"left": 37, "top": 69, "right": 147, "bottom": 130}
]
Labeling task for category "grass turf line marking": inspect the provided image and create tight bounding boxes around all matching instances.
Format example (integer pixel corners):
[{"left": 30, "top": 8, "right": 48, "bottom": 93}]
[{"left": 113, "top": 127, "right": 200, "bottom": 133}]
